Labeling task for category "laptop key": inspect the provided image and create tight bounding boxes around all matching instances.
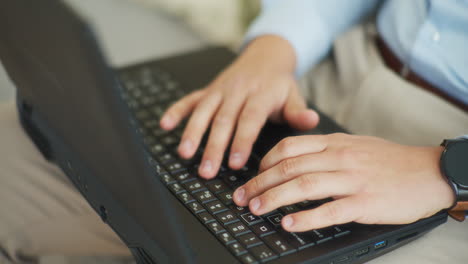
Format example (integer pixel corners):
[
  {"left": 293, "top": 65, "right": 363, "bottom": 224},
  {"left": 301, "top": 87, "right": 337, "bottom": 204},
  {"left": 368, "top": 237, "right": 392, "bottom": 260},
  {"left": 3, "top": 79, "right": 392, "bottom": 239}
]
[
  {"left": 150, "top": 127, "right": 168, "bottom": 138},
  {"left": 149, "top": 143, "right": 165, "bottom": 155},
  {"left": 218, "top": 231, "right": 236, "bottom": 245},
  {"left": 197, "top": 212, "right": 215, "bottom": 224},
  {"left": 183, "top": 179, "right": 206, "bottom": 194},
  {"left": 126, "top": 98, "right": 138, "bottom": 109},
  {"left": 168, "top": 183, "right": 184, "bottom": 194},
  {"left": 148, "top": 159, "right": 167, "bottom": 175},
  {"left": 159, "top": 153, "right": 175, "bottom": 164},
  {"left": 249, "top": 245, "right": 278, "bottom": 263},
  {"left": 266, "top": 213, "right": 284, "bottom": 227},
  {"left": 240, "top": 213, "right": 263, "bottom": 226},
  {"left": 228, "top": 242, "right": 248, "bottom": 256},
  {"left": 218, "top": 191, "right": 234, "bottom": 205},
  {"left": 143, "top": 135, "right": 156, "bottom": 146},
  {"left": 160, "top": 173, "right": 176, "bottom": 185},
  {"left": 206, "top": 180, "right": 229, "bottom": 194},
  {"left": 296, "top": 200, "right": 315, "bottom": 209},
  {"left": 251, "top": 222, "right": 276, "bottom": 237},
  {"left": 239, "top": 254, "right": 258, "bottom": 264},
  {"left": 226, "top": 222, "right": 250, "bottom": 237},
  {"left": 216, "top": 210, "right": 239, "bottom": 225},
  {"left": 140, "top": 96, "right": 157, "bottom": 107},
  {"left": 238, "top": 233, "right": 263, "bottom": 248},
  {"left": 161, "top": 134, "right": 178, "bottom": 146},
  {"left": 173, "top": 171, "right": 196, "bottom": 183},
  {"left": 206, "top": 200, "right": 228, "bottom": 214},
  {"left": 187, "top": 201, "right": 205, "bottom": 214},
  {"left": 177, "top": 192, "right": 195, "bottom": 204},
  {"left": 135, "top": 110, "right": 150, "bottom": 120},
  {"left": 194, "top": 190, "right": 216, "bottom": 204},
  {"left": 180, "top": 153, "right": 201, "bottom": 167},
  {"left": 309, "top": 228, "right": 334, "bottom": 244},
  {"left": 143, "top": 119, "right": 159, "bottom": 129},
  {"left": 230, "top": 205, "right": 249, "bottom": 215},
  {"left": 222, "top": 174, "right": 245, "bottom": 189},
  {"left": 207, "top": 221, "right": 225, "bottom": 234},
  {"left": 219, "top": 164, "right": 229, "bottom": 173},
  {"left": 262, "top": 233, "right": 296, "bottom": 256},
  {"left": 166, "top": 161, "right": 184, "bottom": 173},
  {"left": 150, "top": 105, "right": 165, "bottom": 118},
  {"left": 279, "top": 205, "right": 299, "bottom": 215},
  {"left": 333, "top": 226, "right": 351, "bottom": 238},
  {"left": 156, "top": 92, "right": 172, "bottom": 103}
]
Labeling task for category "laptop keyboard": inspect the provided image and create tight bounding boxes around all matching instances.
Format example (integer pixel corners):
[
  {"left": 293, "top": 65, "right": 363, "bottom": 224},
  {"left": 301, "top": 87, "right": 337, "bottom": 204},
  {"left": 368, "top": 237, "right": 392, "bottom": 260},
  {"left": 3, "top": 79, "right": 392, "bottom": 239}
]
[{"left": 118, "top": 66, "right": 351, "bottom": 263}]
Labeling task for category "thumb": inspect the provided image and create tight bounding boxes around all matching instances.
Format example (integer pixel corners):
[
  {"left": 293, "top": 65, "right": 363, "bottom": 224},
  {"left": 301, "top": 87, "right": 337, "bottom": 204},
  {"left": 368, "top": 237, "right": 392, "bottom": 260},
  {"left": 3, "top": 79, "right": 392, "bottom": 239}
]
[{"left": 283, "top": 87, "right": 319, "bottom": 130}]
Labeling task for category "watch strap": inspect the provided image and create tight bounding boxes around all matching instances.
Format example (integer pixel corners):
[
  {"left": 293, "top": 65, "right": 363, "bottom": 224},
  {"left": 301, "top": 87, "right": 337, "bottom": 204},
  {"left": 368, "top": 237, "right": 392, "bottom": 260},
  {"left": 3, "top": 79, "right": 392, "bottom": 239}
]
[
  {"left": 448, "top": 201, "right": 468, "bottom": 222},
  {"left": 441, "top": 138, "right": 468, "bottom": 221}
]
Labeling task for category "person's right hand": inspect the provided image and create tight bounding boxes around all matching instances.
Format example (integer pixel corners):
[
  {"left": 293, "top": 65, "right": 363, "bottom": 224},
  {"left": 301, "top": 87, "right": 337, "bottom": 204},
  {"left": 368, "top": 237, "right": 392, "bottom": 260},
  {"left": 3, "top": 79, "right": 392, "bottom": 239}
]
[{"left": 159, "top": 35, "right": 320, "bottom": 179}]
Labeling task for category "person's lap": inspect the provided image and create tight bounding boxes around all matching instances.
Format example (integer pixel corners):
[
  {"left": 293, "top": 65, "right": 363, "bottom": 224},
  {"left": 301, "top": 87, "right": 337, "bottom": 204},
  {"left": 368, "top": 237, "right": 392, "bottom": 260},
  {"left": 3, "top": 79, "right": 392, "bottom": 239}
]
[{"left": 0, "top": 102, "right": 132, "bottom": 263}]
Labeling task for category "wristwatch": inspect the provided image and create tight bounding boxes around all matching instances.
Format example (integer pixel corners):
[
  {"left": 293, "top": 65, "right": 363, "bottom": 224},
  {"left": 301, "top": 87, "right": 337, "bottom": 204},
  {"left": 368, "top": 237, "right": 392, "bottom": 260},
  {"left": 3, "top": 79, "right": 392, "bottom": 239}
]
[{"left": 440, "top": 138, "right": 468, "bottom": 221}]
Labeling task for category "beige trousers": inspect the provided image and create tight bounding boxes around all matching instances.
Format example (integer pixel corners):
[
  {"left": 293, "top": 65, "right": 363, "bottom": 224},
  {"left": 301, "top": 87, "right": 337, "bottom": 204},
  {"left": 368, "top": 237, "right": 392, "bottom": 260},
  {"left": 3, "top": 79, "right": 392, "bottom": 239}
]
[
  {"left": 0, "top": 103, "right": 131, "bottom": 264},
  {"left": 0, "top": 24, "right": 467, "bottom": 264}
]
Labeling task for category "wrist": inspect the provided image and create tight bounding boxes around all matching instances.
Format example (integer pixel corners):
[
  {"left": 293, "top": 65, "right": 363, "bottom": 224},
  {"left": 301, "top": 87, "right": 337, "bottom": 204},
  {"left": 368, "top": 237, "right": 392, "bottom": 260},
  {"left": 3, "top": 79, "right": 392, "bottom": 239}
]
[
  {"left": 241, "top": 35, "right": 297, "bottom": 75},
  {"left": 431, "top": 146, "right": 457, "bottom": 209}
]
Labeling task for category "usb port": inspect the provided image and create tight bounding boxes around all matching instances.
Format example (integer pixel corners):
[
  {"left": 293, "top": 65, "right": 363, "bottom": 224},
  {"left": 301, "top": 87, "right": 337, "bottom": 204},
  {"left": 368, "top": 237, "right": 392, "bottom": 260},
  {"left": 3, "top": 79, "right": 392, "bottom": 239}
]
[
  {"left": 374, "top": 240, "right": 387, "bottom": 250},
  {"left": 354, "top": 247, "right": 369, "bottom": 257}
]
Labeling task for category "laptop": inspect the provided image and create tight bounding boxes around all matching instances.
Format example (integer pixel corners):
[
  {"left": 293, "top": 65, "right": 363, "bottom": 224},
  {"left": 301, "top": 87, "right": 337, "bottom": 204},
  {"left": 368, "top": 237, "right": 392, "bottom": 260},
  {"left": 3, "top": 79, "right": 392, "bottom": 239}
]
[{"left": 0, "top": 1, "right": 448, "bottom": 263}]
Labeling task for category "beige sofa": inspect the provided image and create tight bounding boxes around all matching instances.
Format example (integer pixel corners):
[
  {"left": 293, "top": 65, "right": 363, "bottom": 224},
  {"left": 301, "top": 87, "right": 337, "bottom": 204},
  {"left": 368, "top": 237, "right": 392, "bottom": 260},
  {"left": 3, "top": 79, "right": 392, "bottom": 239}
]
[{"left": 134, "top": 0, "right": 259, "bottom": 46}]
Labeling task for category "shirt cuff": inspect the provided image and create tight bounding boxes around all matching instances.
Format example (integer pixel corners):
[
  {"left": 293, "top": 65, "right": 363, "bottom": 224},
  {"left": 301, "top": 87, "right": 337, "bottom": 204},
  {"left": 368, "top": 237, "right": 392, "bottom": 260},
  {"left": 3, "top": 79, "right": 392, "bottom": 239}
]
[{"left": 243, "top": 1, "right": 332, "bottom": 77}]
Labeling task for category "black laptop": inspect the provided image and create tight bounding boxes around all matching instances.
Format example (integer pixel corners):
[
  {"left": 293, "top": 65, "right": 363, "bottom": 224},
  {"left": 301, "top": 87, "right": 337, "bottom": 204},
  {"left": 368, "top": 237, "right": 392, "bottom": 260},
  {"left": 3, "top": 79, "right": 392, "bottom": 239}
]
[{"left": 0, "top": 1, "right": 448, "bottom": 263}]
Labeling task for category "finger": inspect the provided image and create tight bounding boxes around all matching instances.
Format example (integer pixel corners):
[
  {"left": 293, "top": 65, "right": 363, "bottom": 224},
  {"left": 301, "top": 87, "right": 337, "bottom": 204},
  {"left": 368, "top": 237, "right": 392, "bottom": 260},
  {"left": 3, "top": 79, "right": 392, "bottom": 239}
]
[
  {"left": 199, "top": 94, "right": 247, "bottom": 179},
  {"left": 247, "top": 172, "right": 358, "bottom": 216},
  {"left": 228, "top": 92, "right": 283, "bottom": 169},
  {"left": 178, "top": 92, "right": 223, "bottom": 159},
  {"left": 234, "top": 152, "right": 344, "bottom": 206},
  {"left": 160, "top": 90, "right": 205, "bottom": 130},
  {"left": 282, "top": 197, "right": 362, "bottom": 232},
  {"left": 283, "top": 87, "right": 319, "bottom": 131},
  {"left": 259, "top": 135, "right": 328, "bottom": 173}
]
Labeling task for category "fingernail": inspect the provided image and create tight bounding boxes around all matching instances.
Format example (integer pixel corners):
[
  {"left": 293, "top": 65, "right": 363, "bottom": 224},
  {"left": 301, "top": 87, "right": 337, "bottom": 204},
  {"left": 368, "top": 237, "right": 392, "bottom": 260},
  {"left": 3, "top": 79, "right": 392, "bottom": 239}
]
[
  {"left": 235, "top": 187, "right": 245, "bottom": 203},
  {"left": 229, "top": 152, "right": 242, "bottom": 167},
  {"left": 160, "top": 115, "right": 174, "bottom": 129},
  {"left": 250, "top": 198, "right": 261, "bottom": 212},
  {"left": 178, "top": 139, "right": 193, "bottom": 154},
  {"left": 201, "top": 160, "right": 212, "bottom": 174},
  {"left": 283, "top": 215, "right": 294, "bottom": 228},
  {"left": 308, "top": 110, "right": 319, "bottom": 120}
]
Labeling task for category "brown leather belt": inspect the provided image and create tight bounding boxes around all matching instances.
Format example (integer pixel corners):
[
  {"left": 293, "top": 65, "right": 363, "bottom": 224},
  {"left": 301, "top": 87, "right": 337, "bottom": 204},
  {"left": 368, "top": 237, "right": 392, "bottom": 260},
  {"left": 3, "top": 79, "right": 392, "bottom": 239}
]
[
  {"left": 376, "top": 36, "right": 468, "bottom": 113},
  {"left": 449, "top": 201, "right": 468, "bottom": 222}
]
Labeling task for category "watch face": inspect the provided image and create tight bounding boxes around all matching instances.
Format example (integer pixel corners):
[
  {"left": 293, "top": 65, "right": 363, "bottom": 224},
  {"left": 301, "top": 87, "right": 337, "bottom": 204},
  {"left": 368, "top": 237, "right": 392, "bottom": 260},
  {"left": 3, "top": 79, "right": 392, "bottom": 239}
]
[{"left": 444, "top": 141, "right": 468, "bottom": 188}]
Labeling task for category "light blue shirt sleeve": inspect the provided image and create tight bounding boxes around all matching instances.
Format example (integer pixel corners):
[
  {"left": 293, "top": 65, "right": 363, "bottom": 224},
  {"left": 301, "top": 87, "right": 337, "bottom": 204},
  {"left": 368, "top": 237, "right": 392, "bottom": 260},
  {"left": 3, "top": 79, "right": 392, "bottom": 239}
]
[{"left": 244, "top": 0, "right": 381, "bottom": 77}]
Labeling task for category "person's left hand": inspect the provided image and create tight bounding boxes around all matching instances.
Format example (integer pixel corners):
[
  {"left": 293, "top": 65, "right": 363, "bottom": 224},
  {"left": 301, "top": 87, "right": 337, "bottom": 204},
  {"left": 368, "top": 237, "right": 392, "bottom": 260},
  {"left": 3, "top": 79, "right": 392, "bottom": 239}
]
[{"left": 233, "top": 133, "right": 455, "bottom": 232}]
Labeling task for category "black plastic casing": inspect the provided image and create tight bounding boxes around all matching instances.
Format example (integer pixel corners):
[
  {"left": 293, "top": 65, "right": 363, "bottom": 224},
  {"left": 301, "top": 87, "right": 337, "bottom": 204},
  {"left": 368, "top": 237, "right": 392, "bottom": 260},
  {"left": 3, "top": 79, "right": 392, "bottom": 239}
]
[{"left": 441, "top": 139, "right": 468, "bottom": 202}]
